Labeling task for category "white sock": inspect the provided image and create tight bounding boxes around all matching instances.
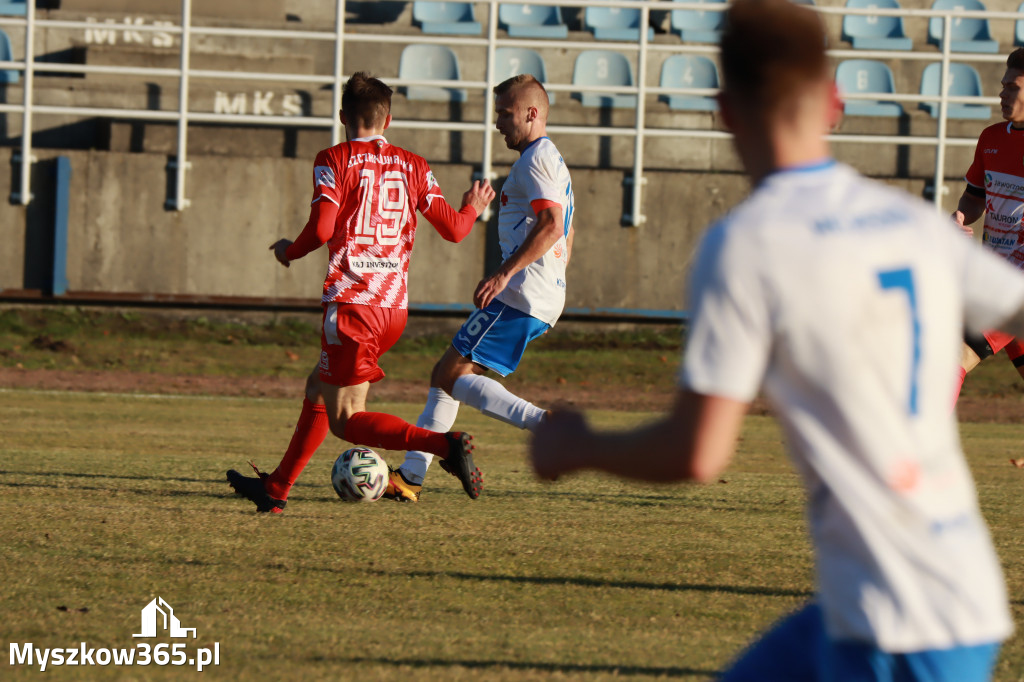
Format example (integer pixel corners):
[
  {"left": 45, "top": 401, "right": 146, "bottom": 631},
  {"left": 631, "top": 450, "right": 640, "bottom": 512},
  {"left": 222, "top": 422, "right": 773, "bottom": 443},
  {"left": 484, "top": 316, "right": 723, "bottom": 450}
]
[
  {"left": 399, "top": 387, "right": 460, "bottom": 484},
  {"left": 451, "top": 374, "right": 546, "bottom": 431}
]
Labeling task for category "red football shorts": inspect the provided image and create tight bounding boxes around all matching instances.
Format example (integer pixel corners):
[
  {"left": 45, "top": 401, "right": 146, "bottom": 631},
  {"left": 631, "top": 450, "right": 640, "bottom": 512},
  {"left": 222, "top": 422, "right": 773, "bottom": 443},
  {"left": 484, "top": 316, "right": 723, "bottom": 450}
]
[{"left": 318, "top": 302, "right": 407, "bottom": 387}]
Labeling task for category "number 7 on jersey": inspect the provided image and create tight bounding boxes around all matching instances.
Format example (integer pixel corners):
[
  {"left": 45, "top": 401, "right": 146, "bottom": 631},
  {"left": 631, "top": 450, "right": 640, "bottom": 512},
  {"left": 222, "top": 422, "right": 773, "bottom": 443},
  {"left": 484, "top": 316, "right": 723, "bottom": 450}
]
[{"left": 877, "top": 267, "right": 921, "bottom": 416}]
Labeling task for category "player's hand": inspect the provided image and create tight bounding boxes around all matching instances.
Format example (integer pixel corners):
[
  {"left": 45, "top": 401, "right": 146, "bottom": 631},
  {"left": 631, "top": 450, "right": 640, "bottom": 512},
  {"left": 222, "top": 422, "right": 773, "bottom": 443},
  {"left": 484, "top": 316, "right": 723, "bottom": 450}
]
[
  {"left": 463, "top": 179, "right": 496, "bottom": 218},
  {"left": 951, "top": 210, "right": 973, "bottom": 238},
  {"left": 473, "top": 271, "right": 510, "bottom": 309},
  {"left": 270, "top": 239, "right": 293, "bottom": 267},
  {"left": 530, "top": 409, "right": 590, "bottom": 481}
]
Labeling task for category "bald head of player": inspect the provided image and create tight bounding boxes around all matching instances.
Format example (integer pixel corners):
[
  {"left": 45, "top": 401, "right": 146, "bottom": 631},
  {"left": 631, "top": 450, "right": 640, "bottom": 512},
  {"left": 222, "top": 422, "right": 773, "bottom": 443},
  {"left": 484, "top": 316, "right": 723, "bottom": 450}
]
[
  {"left": 339, "top": 71, "right": 394, "bottom": 140},
  {"left": 493, "top": 74, "right": 550, "bottom": 153},
  {"left": 717, "top": 0, "right": 841, "bottom": 185}
]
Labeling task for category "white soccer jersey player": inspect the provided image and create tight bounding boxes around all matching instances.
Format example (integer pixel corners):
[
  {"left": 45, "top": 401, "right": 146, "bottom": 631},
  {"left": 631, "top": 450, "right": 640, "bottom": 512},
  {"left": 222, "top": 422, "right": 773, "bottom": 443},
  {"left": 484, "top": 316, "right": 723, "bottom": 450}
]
[
  {"left": 495, "top": 136, "right": 573, "bottom": 326},
  {"left": 682, "top": 161, "right": 1020, "bottom": 651}
]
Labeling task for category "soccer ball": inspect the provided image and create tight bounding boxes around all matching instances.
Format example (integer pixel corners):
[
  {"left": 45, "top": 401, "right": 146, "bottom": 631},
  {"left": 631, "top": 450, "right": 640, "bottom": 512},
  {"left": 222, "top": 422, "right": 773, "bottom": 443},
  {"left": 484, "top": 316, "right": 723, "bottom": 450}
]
[{"left": 331, "top": 447, "right": 389, "bottom": 502}]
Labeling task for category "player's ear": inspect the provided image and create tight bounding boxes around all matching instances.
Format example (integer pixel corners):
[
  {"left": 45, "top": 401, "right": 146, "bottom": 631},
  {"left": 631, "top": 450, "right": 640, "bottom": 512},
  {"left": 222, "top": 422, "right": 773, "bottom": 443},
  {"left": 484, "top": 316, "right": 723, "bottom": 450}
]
[
  {"left": 339, "top": 110, "right": 348, "bottom": 126},
  {"left": 382, "top": 114, "right": 392, "bottom": 131},
  {"left": 826, "top": 81, "right": 843, "bottom": 132}
]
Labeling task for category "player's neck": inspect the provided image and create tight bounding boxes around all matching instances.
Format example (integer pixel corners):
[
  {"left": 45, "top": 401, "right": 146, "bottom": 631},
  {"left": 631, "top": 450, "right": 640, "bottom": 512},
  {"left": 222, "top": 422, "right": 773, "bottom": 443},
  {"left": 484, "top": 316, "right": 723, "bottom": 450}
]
[
  {"left": 345, "top": 127, "right": 386, "bottom": 141},
  {"left": 515, "top": 130, "right": 547, "bottom": 154}
]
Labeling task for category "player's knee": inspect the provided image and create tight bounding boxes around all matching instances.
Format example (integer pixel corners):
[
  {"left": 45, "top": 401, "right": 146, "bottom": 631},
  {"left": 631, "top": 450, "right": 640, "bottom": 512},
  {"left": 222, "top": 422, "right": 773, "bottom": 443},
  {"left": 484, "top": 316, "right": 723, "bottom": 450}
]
[
  {"left": 430, "top": 358, "right": 456, "bottom": 393},
  {"left": 304, "top": 380, "right": 321, "bottom": 404},
  {"left": 327, "top": 412, "right": 349, "bottom": 441}
]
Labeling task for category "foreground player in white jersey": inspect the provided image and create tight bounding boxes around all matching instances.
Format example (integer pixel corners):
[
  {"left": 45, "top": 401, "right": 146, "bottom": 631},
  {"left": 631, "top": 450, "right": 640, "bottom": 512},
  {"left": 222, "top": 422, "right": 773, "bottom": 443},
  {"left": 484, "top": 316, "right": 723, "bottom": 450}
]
[
  {"left": 532, "top": 1, "right": 1024, "bottom": 679},
  {"left": 385, "top": 74, "right": 574, "bottom": 501}
]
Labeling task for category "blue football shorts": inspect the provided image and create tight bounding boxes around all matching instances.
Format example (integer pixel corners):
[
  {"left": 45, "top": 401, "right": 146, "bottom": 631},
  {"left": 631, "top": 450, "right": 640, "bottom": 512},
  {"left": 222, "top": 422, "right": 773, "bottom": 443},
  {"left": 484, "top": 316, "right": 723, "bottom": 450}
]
[
  {"left": 720, "top": 602, "right": 1000, "bottom": 682},
  {"left": 450, "top": 300, "right": 550, "bottom": 377}
]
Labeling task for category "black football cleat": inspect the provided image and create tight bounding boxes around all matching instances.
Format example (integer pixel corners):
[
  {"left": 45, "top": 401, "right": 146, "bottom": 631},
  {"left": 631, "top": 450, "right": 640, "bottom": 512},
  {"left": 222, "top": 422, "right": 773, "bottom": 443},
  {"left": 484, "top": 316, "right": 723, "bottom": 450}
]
[
  {"left": 226, "top": 461, "right": 286, "bottom": 513},
  {"left": 438, "top": 432, "right": 482, "bottom": 499}
]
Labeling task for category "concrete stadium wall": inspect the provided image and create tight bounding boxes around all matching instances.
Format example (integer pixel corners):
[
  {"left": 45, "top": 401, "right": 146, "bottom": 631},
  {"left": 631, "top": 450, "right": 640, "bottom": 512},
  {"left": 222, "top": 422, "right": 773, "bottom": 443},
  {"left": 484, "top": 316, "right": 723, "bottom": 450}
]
[
  {"left": 0, "top": 146, "right": 936, "bottom": 317},
  {"left": 0, "top": 0, "right": 972, "bottom": 317}
]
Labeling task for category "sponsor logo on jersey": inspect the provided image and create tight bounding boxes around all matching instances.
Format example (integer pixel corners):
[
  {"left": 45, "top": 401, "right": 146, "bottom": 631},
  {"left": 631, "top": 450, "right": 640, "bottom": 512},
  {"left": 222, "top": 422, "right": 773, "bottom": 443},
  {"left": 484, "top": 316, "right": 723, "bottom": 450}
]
[
  {"left": 989, "top": 211, "right": 1022, "bottom": 225},
  {"left": 315, "top": 165, "right": 335, "bottom": 189},
  {"left": 985, "top": 172, "right": 1024, "bottom": 195},
  {"left": 349, "top": 256, "right": 402, "bottom": 274},
  {"left": 318, "top": 350, "right": 330, "bottom": 374},
  {"left": 984, "top": 234, "right": 1016, "bottom": 247},
  {"left": 425, "top": 171, "right": 438, "bottom": 191}
]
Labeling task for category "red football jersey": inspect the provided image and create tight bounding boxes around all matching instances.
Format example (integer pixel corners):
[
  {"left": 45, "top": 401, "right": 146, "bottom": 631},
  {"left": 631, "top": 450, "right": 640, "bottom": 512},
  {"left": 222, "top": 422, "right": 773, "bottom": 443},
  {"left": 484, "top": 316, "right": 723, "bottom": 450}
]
[
  {"left": 965, "top": 122, "right": 1024, "bottom": 268},
  {"left": 309, "top": 136, "right": 445, "bottom": 308}
]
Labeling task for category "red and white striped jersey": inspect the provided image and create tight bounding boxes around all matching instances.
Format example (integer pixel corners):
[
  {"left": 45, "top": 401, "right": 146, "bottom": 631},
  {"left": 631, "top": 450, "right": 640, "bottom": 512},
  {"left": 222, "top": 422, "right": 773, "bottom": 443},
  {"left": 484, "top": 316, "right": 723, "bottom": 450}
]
[
  {"left": 307, "top": 135, "right": 448, "bottom": 308},
  {"left": 965, "top": 122, "right": 1024, "bottom": 268}
]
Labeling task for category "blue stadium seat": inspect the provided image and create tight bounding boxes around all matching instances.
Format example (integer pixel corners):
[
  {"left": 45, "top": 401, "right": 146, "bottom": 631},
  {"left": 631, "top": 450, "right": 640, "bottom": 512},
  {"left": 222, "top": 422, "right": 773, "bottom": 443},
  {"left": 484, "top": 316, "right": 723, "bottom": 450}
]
[
  {"left": 499, "top": 3, "right": 568, "bottom": 39},
  {"left": 842, "top": 0, "right": 912, "bottom": 50},
  {"left": 584, "top": 7, "right": 655, "bottom": 42},
  {"left": 0, "top": 0, "right": 25, "bottom": 16},
  {"left": 670, "top": 0, "right": 726, "bottom": 44},
  {"left": 413, "top": 1, "right": 482, "bottom": 35},
  {"left": 398, "top": 44, "right": 467, "bottom": 102},
  {"left": 572, "top": 50, "right": 637, "bottom": 108},
  {"left": 494, "top": 47, "right": 555, "bottom": 102},
  {"left": 927, "top": 0, "right": 998, "bottom": 53},
  {"left": 835, "top": 60, "right": 902, "bottom": 117},
  {"left": 659, "top": 55, "right": 719, "bottom": 111},
  {"left": 0, "top": 29, "right": 17, "bottom": 84},
  {"left": 919, "top": 62, "right": 991, "bottom": 119}
]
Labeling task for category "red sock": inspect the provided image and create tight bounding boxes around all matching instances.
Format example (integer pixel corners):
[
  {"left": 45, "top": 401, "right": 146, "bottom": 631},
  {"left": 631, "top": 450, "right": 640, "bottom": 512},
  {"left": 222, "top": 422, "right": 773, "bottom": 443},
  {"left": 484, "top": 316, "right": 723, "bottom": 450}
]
[
  {"left": 266, "top": 398, "right": 329, "bottom": 500},
  {"left": 951, "top": 365, "right": 967, "bottom": 412},
  {"left": 343, "top": 411, "right": 450, "bottom": 458}
]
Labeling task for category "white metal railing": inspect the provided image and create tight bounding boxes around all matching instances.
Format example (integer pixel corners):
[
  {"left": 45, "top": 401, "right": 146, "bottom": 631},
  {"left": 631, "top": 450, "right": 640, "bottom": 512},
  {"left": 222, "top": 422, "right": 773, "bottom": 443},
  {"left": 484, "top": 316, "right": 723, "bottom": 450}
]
[{"left": 0, "top": 0, "right": 1016, "bottom": 221}]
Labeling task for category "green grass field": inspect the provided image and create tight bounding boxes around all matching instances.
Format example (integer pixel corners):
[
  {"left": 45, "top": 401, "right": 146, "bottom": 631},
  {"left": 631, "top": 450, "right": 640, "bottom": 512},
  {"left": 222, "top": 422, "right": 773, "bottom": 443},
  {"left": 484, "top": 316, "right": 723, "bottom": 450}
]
[
  {"left": 3, "top": 307, "right": 1024, "bottom": 680},
  {"left": 3, "top": 388, "right": 1024, "bottom": 681}
]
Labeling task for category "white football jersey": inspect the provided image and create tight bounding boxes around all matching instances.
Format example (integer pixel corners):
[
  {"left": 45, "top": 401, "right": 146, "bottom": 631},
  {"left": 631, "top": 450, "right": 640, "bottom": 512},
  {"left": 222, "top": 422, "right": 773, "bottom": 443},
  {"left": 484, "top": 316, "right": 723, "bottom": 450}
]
[
  {"left": 495, "top": 137, "right": 574, "bottom": 326},
  {"left": 682, "top": 161, "right": 1023, "bottom": 651}
]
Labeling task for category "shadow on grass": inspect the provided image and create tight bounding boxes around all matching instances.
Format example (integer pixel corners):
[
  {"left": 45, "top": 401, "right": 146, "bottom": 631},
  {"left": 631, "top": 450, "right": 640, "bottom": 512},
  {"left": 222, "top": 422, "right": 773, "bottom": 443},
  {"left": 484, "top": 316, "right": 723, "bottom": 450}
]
[
  {"left": 0, "top": 469, "right": 218, "bottom": 485},
  {"left": 358, "top": 567, "right": 812, "bottom": 599},
  {"left": 0, "top": 469, "right": 323, "bottom": 490},
  {"left": 329, "top": 655, "right": 717, "bottom": 678}
]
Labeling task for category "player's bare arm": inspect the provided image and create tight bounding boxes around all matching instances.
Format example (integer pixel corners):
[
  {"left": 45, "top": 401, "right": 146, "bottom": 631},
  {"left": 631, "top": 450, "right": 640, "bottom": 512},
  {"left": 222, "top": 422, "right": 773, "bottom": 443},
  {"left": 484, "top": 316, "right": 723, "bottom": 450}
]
[
  {"left": 473, "top": 205, "right": 563, "bottom": 309},
  {"left": 530, "top": 390, "right": 748, "bottom": 484},
  {"left": 953, "top": 187, "right": 986, "bottom": 237},
  {"left": 565, "top": 224, "right": 575, "bottom": 265}
]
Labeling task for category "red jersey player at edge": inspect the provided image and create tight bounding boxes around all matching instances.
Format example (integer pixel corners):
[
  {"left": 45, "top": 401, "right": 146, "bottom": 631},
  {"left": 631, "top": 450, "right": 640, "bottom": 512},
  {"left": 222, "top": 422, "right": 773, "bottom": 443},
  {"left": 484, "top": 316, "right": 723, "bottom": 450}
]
[
  {"left": 227, "top": 72, "right": 495, "bottom": 512},
  {"left": 950, "top": 48, "right": 1024, "bottom": 407}
]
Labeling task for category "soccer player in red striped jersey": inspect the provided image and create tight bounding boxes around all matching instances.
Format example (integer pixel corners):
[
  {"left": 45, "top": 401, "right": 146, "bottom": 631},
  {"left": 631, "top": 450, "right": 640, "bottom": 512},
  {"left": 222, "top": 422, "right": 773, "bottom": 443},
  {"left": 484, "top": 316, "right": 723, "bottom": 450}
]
[
  {"left": 950, "top": 48, "right": 1024, "bottom": 410},
  {"left": 227, "top": 72, "right": 495, "bottom": 512}
]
